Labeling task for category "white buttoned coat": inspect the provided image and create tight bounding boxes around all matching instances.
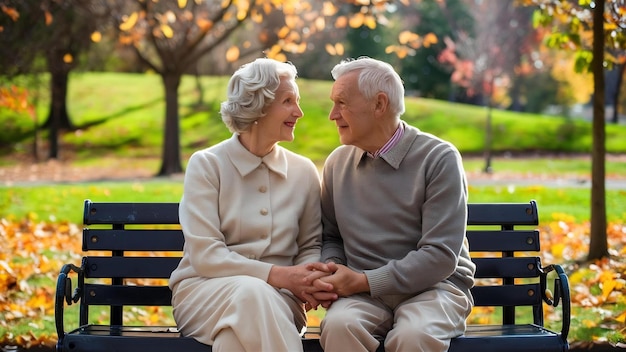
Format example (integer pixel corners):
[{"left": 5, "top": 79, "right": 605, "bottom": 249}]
[{"left": 169, "top": 134, "right": 322, "bottom": 349}]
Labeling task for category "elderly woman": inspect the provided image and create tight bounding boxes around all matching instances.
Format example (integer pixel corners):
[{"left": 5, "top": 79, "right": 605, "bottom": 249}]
[{"left": 169, "top": 58, "right": 334, "bottom": 352}]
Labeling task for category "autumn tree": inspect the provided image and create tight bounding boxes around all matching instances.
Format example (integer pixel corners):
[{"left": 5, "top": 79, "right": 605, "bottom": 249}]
[
  {"left": 97, "top": 0, "right": 435, "bottom": 176},
  {"left": 0, "top": 0, "right": 107, "bottom": 159},
  {"left": 523, "top": 0, "right": 626, "bottom": 261}
]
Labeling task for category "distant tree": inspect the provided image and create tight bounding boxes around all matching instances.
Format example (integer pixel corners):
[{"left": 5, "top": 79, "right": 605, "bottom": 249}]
[
  {"left": 0, "top": 0, "right": 106, "bottom": 159},
  {"left": 391, "top": 0, "right": 467, "bottom": 100},
  {"left": 437, "top": 1, "right": 536, "bottom": 172}
]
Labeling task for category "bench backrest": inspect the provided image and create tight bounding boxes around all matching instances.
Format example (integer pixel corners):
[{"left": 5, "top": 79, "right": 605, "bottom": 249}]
[{"left": 79, "top": 199, "right": 542, "bottom": 327}]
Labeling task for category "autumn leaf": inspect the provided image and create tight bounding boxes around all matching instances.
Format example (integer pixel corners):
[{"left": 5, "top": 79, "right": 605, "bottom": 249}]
[
  {"left": 119, "top": 12, "right": 138, "bottom": 31},
  {"left": 1, "top": 5, "right": 19, "bottom": 21}
]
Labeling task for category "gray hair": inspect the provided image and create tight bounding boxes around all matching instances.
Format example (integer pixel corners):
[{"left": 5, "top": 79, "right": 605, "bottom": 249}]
[
  {"left": 220, "top": 58, "right": 298, "bottom": 133},
  {"left": 331, "top": 57, "right": 405, "bottom": 118}
]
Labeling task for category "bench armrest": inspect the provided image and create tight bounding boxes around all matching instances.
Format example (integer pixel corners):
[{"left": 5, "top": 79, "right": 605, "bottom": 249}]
[
  {"left": 55, "top": 263, "right": 83, "bottom": 340},
  {"left": 540, "top": 263, "right": 570, "bottom": 343}
]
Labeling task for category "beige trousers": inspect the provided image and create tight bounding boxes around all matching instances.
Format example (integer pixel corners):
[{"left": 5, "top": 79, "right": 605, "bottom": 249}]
[
  {"left": 320, "top": 281, "right": 472, "bottom": 352},
  {"left": 171, "top": 275, "right": 307, "bottom": 352}
]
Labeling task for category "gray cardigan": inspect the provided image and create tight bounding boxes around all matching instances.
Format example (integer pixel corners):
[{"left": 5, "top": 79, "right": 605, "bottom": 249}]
[{"left": 320, "top": 121, "right": 475, "bottom": 299}]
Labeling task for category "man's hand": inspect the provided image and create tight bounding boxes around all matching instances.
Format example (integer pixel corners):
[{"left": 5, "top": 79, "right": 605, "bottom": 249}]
[
  {"left": 267, "top": 264, "right": 337, "bottom": 310},
  {"left": 304, "top": 262, "right": 370, "bottom": 299}
]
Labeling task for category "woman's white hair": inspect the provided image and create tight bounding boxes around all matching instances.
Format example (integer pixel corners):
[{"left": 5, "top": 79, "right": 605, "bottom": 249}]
[
  {"left": 331, "top": 57, "right": 405, "bottom": 118},
  {"left": 220, "top": 58, "right": 298, "bottom": 133}
]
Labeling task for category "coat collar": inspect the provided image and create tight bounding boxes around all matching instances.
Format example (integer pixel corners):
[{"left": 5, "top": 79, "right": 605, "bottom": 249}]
[{"left": 225, "top": 133, "right": 288, "bottom": 178}]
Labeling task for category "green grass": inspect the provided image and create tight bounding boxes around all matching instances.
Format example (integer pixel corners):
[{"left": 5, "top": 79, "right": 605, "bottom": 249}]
[
  {"left": 2, "top": 72, "right": 626, "bottom": 167},
  {"left": 2, "top": 182, "right": 625, "bottom": 224}
]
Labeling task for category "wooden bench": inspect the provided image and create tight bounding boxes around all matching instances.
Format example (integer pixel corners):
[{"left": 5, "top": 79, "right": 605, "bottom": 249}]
[{"left": 55, "top": 199, "right": 570, "bottom": 352}]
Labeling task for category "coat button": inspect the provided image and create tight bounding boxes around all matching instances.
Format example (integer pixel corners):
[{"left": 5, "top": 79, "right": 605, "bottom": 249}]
[
  {"left": 260, "top": 208, "right": 268, "bottom": 215},
  {"left": 259, "top": 186, "right": 267, "bottom": 193}
]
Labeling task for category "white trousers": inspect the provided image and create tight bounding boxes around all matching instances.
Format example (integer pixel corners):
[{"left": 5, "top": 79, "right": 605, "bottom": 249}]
[
  {"left": 320, "top": 281, "right": 472, "bottom": 352},
  {"left": 171, "top": 275, "right": 307, "bottom": 352}
]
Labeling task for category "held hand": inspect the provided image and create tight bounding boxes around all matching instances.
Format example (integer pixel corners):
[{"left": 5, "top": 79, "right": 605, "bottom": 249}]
[
  {"left": 303, "top": 261, "right": 338, "bottom": 284},
  {"left": 317, "top": 264, "right": 369, "bottom": 297},
  {"left": 267, "top": 264, "right": 337, "bottom": 310}
]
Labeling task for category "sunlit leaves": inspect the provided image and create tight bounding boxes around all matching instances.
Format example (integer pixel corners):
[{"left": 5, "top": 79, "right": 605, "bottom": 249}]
[
  {"left": 62, "top": 54, "right": 73, "bottom": 64},
  {"left": 348, "top": 12, "right": 376, "bottom": 29},
  {"left": 119, "top": 12, "right": 139, "bottom": 32},
  {"left": 178, "top": 0, "right": 187, "bottom": 8},
  {"left": 44, "top": 11, "right": 52, "bottom": 25},
  {"left": 1, "top": 5, "right": 20, "bottom": 22},
  {"left": 322, "top": 2, "right": 338, "bottom": 16},
  {"left": 0, "top": 86, "right": 33, "bottom": 115},
  {"left": 325, "top": 42, "right": 344, "bottom": 56},
  {"left": 90, "top": 31, "right": 102, "bottom": 43},
  {"left": 225, "top": 45, "right": 240, "bottom": 62},
  {"left": 196, "top": 18, "right": 213, "bottom": 32},
  {"left": 160, "top": 24, "right": 174, "bottom": 38}
]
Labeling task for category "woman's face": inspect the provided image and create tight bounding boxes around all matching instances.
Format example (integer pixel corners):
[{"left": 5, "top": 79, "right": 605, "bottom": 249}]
[{"left": 257, "top": 77, "right": 304, "bottom": 143}]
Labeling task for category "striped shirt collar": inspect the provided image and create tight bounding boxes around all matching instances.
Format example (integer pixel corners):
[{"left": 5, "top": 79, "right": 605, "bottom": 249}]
[{"left": 367, "top": 123, "right": 405, "bottom": 158}]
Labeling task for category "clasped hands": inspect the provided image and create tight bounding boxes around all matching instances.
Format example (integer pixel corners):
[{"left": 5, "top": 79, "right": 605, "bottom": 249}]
[{"left": 300, "top": 261, "right": 370, "bottom": 311}]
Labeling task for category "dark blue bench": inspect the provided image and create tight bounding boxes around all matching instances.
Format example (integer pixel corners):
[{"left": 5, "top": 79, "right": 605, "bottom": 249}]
[{"left": 55, "top": 199, "right": 570, "bottom": 352}]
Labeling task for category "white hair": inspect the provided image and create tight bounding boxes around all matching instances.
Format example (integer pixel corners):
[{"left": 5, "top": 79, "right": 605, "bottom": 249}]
[
  {"left": 220, "top": 58, "right": 298, "bottom": 133},
  {"left": 331, "top": 57, "right": 405, "bottom": 118}
]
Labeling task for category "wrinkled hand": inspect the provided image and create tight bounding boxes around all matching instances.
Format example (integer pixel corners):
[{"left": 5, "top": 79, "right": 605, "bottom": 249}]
[
  {"left": 268, "top": 264, "right": 337, "bottom": 310},
  {"left": 302, "top": 262, "right": 339, "bottom": 309},
  {"left": 304, "top": 262, "right": 369, "bottom": 298}
]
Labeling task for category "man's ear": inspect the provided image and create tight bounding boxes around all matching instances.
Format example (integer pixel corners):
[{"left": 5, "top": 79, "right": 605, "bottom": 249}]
[{"left": 374, "top": 92, "right": 389, "bottom": 115}]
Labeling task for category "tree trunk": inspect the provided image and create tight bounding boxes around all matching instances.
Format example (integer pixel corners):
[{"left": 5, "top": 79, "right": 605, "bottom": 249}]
[
  {"left": 46, "top": 69, "right": 71, "bottom": 159},
  {"left": 44, "top": 53, "right": 74, "bottom": 131},
  {"left": 588, "top": 0, "right": 608, "bottom": 261},
  {"left": 157, "top": 73, "right": 183, "bottom": 176},
  {"left": 44, "top": 51, "right": 74, "bottom": 159}
]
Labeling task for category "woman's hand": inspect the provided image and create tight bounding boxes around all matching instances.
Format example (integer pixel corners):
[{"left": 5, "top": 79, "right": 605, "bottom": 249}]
[{"left": 267, "top": 264, "right": 337, "bottom": 310}]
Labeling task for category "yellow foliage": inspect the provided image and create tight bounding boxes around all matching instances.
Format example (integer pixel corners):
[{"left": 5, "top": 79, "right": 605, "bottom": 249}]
[
  {"left": 160, "top": 24, "right": 174, "bottom": 39},
  {"left": 225, "top": 46, "right": 240, "bottom": 62},
  {"left": 335, "top": 16, "right": 348, "bottom": 29},
  {"left": 119, "top": 12, "right": 138, "bottom": 32},
  {"left": 349, "top": 13, "right": 364, "bottom": 28},
  {"left": 63, "top": 54, "right": 73, "bottom": 64},
  {"left": 90, "top": 31, "right": 102, "bottom": 43}
]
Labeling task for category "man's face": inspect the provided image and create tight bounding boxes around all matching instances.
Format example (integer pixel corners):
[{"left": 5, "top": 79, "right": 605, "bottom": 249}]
[{"left": 328, "top": 71, "right": 376, "bottom": 148}]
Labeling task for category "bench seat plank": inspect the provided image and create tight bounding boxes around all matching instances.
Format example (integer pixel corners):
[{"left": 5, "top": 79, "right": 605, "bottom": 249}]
[{"left": 60, "top": 324, "right": 566, "bottom": 352}]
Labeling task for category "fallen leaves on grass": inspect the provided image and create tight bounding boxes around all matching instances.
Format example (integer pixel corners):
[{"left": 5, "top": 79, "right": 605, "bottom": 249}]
[{"left": 1, "top": 216, "right": 626, "bottom": 347}]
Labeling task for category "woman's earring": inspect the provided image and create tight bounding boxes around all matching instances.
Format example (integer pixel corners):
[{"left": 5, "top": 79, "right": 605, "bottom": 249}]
[{"left": 254, "top": 120, "right": 258, "bottom": 125}]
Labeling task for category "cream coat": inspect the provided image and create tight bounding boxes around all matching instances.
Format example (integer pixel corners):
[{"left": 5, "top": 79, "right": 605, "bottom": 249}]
[{"left": 169, "top": 134, "right": 322, "bottom": 350}]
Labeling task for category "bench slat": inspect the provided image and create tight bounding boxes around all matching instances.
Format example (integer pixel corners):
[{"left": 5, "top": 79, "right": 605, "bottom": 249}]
[
  {"left": 473, "top": 257, "right": 540, "bottom": 278},
  {"left": 83, "top": 229, "right": 184, "bottom": 251},
  {"left": 471, "top": 284, "right": 542, "bottom": 307},
  {"left": 83, "top": 284, "right": 172, "bottom": 306},
  {"left": 467, "top": 230, "right": 540, "bottom": 252},
  {"left": 84, "top": 201, "right": 179, "bottom": 225},
  {"left": 467, "top": 202, "right": 538, "bottom": 226},
  {"left": 84, "top": 257, "right": 179, "bottom": 279}
]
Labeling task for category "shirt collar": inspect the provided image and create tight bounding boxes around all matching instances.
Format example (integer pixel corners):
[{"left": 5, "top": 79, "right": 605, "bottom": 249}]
[
  {"left": 356, "top": 121, "right": 418, "bottom": 170},
  {"left": 225, "top": 133, "right": 288, "bottom": 178}
]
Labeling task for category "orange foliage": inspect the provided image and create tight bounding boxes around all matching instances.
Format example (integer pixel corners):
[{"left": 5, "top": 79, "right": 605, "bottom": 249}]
[{"left": 1, "top": 217, "right": 625, "bottom": 347}]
